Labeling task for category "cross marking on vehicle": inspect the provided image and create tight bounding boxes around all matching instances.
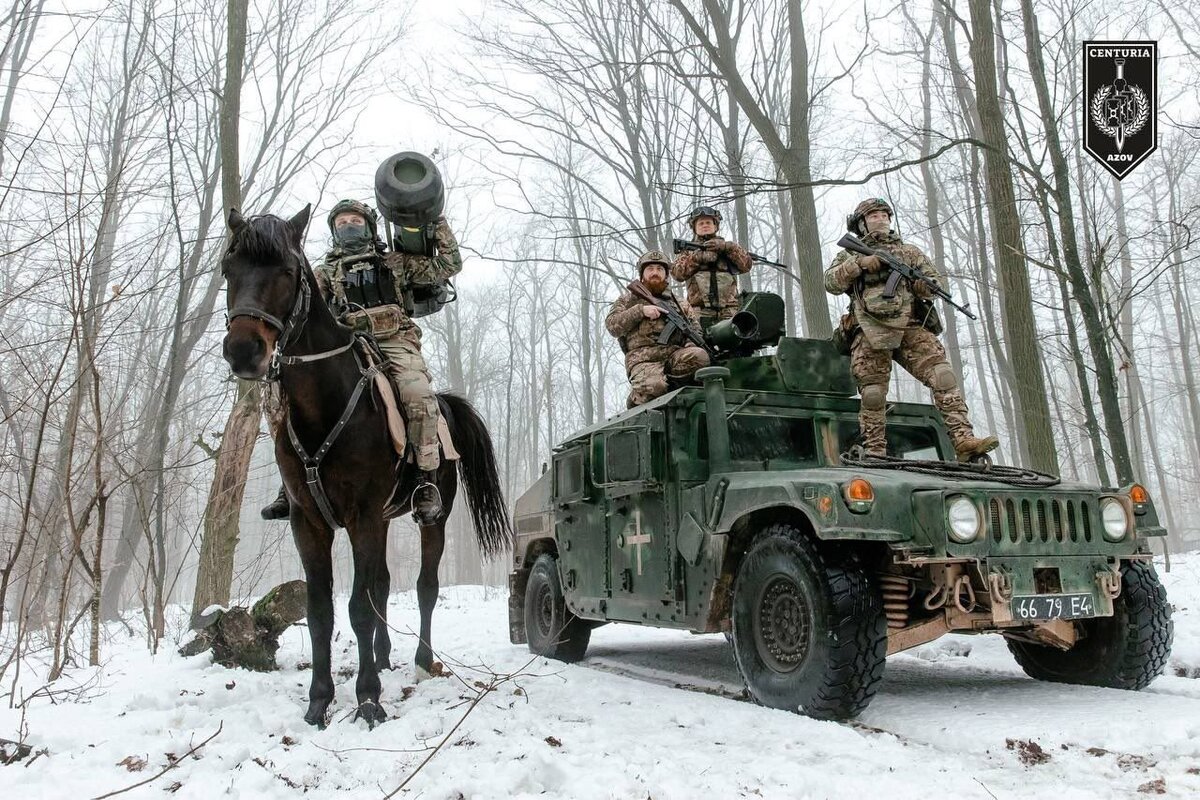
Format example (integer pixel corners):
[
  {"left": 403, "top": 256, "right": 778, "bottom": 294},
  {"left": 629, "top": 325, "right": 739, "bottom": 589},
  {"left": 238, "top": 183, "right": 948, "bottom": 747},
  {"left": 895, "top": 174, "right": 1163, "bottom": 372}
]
[{"left": 625, "top": 509, "right": 652, "bottom": 576}]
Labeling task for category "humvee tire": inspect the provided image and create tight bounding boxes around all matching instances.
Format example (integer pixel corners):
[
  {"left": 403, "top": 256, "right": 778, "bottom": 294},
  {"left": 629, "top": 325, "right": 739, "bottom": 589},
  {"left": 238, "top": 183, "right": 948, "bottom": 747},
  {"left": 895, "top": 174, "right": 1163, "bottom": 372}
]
[
  {"left": 1006, "top": 561, "right": 1173, "bottom": 690},
  {"left": 730, "top": 524, "right": 887, "bottom": 720},
  {"left": 524, "top": 554, "right": 591, "bottom": 662}
]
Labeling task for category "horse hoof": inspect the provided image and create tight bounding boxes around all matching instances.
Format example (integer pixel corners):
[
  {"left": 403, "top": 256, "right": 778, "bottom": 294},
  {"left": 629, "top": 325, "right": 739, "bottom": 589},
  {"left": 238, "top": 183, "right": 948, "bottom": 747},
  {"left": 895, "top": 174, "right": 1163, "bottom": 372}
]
[
  {"left": 304, "top": 700, "right": 332, "bottom": 729},
  {"left": 414, "top": 661, "right": 445, "bottom": 683},
  {"left": 354, "top": 700, "right": 387, "bottom": 729},
  {"left": 375, "top": 657, "right": 394, "bottom": 672}
]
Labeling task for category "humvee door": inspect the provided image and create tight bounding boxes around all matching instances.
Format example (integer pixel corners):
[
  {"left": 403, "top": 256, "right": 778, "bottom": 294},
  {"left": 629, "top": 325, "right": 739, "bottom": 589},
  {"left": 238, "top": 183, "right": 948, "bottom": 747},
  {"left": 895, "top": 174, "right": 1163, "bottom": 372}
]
[
  {"left": 592, "top": 410, "right": 676, "bottom": 622},
  {"left": 551, "top": 443, "right": 608, "bottom": 613}
]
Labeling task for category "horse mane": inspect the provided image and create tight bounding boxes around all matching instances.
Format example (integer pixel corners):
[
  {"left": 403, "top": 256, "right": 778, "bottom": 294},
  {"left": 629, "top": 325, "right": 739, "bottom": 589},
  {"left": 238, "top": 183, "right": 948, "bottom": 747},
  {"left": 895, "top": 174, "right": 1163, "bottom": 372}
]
[{"left": 231, "top": 215, "right": 294, "bottom": 263}]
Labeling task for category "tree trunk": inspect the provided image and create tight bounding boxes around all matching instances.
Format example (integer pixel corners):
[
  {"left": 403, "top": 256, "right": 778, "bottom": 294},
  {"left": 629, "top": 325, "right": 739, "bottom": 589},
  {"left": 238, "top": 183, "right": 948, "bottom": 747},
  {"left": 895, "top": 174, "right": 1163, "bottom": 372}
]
[
  {"left": 1018, "top": 0, "right": 1131, "bottom": 482},
  {"left": 190, "top": 0, "right": 253, "bottom": 628},
  {"left": 966, "top": 0, "right": 1058, "bottom": 474}
]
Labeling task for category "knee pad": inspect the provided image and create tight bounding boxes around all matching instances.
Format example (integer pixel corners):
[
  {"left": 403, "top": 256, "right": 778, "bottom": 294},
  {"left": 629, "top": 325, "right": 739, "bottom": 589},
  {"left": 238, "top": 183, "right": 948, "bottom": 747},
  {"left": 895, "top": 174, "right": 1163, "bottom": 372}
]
[
  {"left": 932, "top": 363, "right": 957, "bottom": 392},
  {"left": 860, "top": 384, "right": 888, "bottom": 411}
]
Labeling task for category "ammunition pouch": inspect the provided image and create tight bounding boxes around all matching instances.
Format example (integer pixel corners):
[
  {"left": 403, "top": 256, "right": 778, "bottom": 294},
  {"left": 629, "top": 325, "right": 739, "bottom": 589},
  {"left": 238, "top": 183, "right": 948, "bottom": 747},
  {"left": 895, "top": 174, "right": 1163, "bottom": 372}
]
[
  {"left": 915, "top": 297, "right": 944, "bottom": 335},
  {"left": 343, "top": 303, "right": 404, "bottom": 339},
  {"left": 832, "top": 310, "right": 860, "bottom": 356}
]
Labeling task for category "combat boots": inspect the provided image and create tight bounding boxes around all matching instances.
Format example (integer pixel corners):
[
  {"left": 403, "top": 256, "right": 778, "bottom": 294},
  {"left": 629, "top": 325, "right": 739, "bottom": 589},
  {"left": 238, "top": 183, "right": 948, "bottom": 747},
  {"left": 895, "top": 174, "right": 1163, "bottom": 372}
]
[
  {"left": 411, "top": 472, "right": 443, "bottom": 525},
  {"left": 954, "top": 435, "right": 1000, "bottom": 462},
  {"left": 261, "top": 485, "right": 290, "bottom": 520}
]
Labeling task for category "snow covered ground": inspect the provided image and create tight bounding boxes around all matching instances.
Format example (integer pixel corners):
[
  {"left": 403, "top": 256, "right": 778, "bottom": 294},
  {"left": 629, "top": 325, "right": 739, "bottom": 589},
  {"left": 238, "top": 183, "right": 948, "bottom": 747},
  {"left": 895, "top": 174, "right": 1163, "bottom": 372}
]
[{"left": 2, "top": 554, "right": 1198, "bottom": 799}]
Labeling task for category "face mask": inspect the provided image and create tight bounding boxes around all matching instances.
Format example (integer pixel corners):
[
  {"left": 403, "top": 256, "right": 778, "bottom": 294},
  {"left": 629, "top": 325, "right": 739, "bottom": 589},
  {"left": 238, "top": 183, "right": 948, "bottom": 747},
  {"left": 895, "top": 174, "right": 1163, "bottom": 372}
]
[{"left": 334, "top": 223, "right": 371, "bottom": 250}]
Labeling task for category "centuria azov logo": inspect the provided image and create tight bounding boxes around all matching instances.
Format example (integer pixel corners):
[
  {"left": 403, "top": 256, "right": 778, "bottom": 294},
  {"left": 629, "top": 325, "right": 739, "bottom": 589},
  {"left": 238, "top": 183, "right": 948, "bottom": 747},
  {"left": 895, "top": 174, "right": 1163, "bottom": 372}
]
[{"left": 1083, "top": 41, "right": 1157, "bottom": 180}]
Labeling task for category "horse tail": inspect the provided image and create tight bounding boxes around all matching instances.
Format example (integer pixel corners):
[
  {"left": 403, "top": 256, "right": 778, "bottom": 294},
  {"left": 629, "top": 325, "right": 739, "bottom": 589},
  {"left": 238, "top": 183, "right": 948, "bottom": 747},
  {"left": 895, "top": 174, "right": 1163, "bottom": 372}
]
[{"left": 437, "top": 393, "right": 513, "bottom": 559}]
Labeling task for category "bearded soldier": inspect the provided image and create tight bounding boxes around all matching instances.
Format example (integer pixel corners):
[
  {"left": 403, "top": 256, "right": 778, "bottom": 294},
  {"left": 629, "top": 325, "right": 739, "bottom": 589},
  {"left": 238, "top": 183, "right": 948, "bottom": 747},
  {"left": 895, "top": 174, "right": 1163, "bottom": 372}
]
[
  {"left": 825, "top": 198, "right": 997, "bottom": 461},
  {"left": 670, "top": 205, "right": 753, "bottom": 329},
  {"left": 607, "top": 250, "right": 711, "bottom": 408},
  {"left": 261, "top": 199, "right": 462, "bottom": 523}
]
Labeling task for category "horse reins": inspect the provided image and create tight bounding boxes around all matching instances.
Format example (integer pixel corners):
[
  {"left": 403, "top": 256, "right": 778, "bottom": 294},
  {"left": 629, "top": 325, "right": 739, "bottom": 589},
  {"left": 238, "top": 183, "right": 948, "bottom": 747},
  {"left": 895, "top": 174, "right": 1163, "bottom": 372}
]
[{"left": 226, "top": 242, "right": 377, "bottom": 531}]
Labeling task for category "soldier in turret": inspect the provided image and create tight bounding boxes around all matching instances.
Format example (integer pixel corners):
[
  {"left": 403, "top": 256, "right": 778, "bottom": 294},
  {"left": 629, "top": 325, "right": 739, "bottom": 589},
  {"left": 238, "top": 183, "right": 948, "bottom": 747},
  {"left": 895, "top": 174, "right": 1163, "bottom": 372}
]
[
  {"left": 670, "top": 205, "right": 753, "bottom": 330},
  {"left": 825, "top": 198, "right": 997, "bottom": 461},
  {"left": 607, "top": 250, "right": 710, "bottom": 408},
  {"left": 260, "top": 199, "right": 462, "bottom": 523}
]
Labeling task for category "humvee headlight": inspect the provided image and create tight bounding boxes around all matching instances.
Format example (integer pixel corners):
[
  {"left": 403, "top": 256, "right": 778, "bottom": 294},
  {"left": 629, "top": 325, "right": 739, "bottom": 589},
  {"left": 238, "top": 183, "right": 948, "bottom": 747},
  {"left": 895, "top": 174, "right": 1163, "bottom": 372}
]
[
  {"left": 842, "top": 477, "right": 874, "bottom": 513},
  {"left": 946, "top": 496, "right": 981, "bottom": 543},
  {"left": 1101, "top": 497, "right": 1130, "bottom": 541}
]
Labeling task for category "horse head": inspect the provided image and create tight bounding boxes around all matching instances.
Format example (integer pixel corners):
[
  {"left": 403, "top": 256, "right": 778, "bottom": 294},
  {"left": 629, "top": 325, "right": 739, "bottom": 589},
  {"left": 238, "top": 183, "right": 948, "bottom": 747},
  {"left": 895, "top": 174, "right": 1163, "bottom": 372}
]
[{"left": 221, "top": 205, "right": 312, "bottom": 379}]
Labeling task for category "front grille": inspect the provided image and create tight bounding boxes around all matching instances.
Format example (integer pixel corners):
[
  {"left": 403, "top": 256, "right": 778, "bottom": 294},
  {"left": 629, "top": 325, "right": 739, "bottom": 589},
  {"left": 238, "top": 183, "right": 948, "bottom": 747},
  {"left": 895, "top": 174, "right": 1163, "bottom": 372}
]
[{"left": 986, "top": 495, "right": 1093, "bottom": 545}]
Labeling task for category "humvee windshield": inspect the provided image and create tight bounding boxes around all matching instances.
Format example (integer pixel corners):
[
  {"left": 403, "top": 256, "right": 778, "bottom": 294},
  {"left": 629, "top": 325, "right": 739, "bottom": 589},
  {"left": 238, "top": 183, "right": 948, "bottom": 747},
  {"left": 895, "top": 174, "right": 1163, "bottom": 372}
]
[
  {"left": 696, "top": 411, "right": 819, "bottom": 465},
  {"left": 833, "top": 420, "right": 945, "bottom": 461},
  {"left": 694, "top": 408, "right": 946, "bottom": 465}
]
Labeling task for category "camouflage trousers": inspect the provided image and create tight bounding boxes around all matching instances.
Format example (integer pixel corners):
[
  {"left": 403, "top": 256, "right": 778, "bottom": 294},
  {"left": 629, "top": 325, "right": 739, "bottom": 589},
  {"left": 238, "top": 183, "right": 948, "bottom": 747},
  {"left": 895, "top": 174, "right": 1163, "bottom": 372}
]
[
  {"left": 376, "top": 334, "right": 441, "bottom": 472},
  {"left": 261, "top": 336, "right": 441, "bottom": 472},
  {"left": 850, "top": 327, "right": 976, "bottom": 454},
  {"left": 627, "top": 346, "right": 710, "bottom": 408}
]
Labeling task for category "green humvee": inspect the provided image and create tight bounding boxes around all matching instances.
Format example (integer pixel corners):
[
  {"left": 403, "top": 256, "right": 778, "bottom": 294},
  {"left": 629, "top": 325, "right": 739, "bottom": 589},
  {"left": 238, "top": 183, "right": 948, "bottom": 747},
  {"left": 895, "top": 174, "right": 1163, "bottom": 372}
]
[{"left": 507, "top": 296, "right": 1173, "bottom": 720}]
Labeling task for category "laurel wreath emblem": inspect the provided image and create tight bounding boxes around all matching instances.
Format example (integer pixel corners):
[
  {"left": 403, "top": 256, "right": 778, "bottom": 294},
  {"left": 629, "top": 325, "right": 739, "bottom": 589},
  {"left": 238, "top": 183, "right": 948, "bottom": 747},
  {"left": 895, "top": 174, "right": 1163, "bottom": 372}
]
[{"left": 1090, "top": 84, "right": 1150, "bottom": 141}]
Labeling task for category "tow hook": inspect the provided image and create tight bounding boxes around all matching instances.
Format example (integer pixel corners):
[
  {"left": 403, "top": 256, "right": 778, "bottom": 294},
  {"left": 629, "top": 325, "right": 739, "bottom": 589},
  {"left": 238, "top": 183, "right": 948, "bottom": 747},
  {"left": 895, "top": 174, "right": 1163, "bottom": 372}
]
[{"left": 1097, "top": 568, "right": 1122, "bottom": 600}]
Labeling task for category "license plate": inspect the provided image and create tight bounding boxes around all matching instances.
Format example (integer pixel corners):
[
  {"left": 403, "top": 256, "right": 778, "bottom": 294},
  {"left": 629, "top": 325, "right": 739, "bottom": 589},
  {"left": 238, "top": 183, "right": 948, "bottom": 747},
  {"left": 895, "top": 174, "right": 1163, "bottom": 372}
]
[{"left": 1012, "top": 593, "right": 1096, "bottom": 620}]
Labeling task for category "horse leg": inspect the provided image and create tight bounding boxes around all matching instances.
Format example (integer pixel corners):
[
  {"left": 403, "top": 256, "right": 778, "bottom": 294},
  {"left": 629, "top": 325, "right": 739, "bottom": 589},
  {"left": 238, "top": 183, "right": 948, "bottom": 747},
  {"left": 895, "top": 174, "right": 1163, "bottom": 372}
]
[
  {"left": 294, "top": 518, "right": 336, "bottom": 728},
  {"left": 414, "top": 519, "right": 446, "bottom": 680},
  {"left": 372, "top": 560, "right": 393, "bottom": 672},
  {"left": 348, "top": 521, "right": 388, "bottom": 727}
]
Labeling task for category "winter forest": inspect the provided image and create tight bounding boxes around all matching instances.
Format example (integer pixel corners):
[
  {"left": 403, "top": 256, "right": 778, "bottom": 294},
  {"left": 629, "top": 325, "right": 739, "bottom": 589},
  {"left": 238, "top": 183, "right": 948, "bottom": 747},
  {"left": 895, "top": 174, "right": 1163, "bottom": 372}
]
[{"left": 1, "top": 0, "right": 1199, "bottom": 794}]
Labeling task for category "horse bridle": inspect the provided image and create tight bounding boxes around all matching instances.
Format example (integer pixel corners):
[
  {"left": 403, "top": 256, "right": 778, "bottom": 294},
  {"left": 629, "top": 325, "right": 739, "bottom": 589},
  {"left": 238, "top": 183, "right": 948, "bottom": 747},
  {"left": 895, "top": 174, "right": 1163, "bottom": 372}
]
[{"left": 225, "top": 239, "right": 353, "bottom": 381}]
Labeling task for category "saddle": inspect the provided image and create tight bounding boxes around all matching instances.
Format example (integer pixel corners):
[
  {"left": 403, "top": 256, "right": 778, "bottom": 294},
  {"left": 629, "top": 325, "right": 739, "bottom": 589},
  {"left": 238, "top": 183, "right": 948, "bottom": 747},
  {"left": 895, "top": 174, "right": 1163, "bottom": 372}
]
[{"left": 354, "top": 337, "right": 460, "bottom": 521}]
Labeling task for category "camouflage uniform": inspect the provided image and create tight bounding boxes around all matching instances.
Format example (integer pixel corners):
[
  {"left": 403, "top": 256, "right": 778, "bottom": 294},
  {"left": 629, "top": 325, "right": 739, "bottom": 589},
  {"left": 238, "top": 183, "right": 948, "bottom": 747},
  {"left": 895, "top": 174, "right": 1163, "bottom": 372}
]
[
  {"left": 826, "top": 199, "right": 994, "bottom": 459},
  {"left": 314, "top": 210, "right": 462, "bottom": 472},
  {"left": 670, "top": 206, "right": 753, "bottom": 327},
  {"left": 607, "top": 252, "right": 711, "bottom": 408}
]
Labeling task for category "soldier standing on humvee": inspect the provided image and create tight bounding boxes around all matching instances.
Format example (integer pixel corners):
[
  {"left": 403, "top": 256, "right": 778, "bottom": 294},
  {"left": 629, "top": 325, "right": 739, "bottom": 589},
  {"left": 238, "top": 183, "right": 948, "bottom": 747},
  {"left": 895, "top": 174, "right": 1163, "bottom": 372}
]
[
  {"left": 670, "top": 205, "right": 753, "bottom": 329},
  {"left": 261, "top": 199, "right": 462, "bottom": 523},
  {"left": 607, "top": 250, "right": 711, "bottom": 408},
  {"left": 825, "top": 198, "right": 998, "bottom": 461}
]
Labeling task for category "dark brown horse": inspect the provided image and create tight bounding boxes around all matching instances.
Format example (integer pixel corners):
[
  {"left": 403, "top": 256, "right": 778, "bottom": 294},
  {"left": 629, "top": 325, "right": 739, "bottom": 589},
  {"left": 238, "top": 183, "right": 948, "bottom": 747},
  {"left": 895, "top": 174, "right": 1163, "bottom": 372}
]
[{"left": 220, "top": 206, "right": 511, "bottom": 728}]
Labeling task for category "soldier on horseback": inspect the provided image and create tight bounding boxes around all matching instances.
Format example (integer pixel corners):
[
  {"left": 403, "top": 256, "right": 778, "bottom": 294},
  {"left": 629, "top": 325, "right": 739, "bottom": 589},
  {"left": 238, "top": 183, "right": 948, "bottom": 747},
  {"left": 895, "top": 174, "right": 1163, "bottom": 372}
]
[{"left": 261, "top": 199, "right": 462, "bottom": 523}]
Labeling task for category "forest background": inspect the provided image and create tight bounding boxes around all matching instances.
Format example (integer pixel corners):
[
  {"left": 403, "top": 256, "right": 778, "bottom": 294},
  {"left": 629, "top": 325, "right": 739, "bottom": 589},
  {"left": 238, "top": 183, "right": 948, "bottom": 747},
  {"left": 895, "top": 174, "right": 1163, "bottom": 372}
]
[{"left": 0, "top": 0, "right": 1197, "bottom": 687}]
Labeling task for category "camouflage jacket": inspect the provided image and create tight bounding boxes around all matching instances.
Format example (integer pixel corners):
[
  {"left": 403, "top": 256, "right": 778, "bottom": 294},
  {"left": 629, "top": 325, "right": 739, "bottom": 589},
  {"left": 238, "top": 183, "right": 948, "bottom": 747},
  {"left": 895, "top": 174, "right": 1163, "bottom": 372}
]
[
  {"left": 605, "top": 284, "right": 702, "bottom": 371},
  {"left": 314, "top": 216, "right": 463, "bottom": 344},
  {"left": 824, "top": 230, "right": 940, "bottom": 350},
  {"left": 669, "top": 236, "right": 753, "bottom": 319}
]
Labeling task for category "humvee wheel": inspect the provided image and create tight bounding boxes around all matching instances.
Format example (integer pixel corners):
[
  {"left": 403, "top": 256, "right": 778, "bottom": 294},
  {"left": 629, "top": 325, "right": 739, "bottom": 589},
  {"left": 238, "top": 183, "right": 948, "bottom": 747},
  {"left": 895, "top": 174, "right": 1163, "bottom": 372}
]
[
  {"left": 1006, "top": 561, "right": 1172, "bottom": 690},
  {"left": 524, "top": 554, "right": 591, "bottom": 662},
  {"left": 731, "top": 524, "right": 887, "bottom": 720}
]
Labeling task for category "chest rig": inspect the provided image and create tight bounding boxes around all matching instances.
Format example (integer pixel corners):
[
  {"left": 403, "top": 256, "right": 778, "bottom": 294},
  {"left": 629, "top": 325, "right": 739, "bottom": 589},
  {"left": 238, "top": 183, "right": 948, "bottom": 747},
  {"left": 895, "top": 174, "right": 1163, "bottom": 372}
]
[{"left": 327, "top": 248, "right": 400, "bottom": 310}]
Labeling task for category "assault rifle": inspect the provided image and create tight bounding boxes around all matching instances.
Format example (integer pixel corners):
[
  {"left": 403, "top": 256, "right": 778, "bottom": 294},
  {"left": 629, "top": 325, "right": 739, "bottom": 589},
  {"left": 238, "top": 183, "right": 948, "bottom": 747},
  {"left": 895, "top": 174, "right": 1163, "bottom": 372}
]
[
  {"left": 836, "top": 232, "right": 977, "bottom": 320},
  {"left": 626, "top": 280, "right": 715, "bottom": 358},
  {"left": 672, "top": 238, "right": 789, "bottom": 271}
]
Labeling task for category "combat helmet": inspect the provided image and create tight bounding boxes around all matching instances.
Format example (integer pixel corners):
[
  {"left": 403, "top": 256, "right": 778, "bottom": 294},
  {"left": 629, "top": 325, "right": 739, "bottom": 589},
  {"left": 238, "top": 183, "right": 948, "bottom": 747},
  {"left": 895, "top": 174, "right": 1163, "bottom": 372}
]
[
  {"left": 846, "top": 197, "right": 893, "bottom": 235},
  {"left": 327, "top": 199, "right": 380, "bottom": 239},
  {"left": 637, "top": 249, "right": 671, "bottom": 278},
  {"left": 687, "top": 205, "right": 723, "bottom": 231}
]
